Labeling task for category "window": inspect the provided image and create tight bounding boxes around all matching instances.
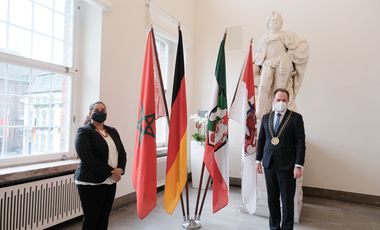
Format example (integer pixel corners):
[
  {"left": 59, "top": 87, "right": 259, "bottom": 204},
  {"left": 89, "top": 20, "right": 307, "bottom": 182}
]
[
  {"left": 0, "top": 0, "right": 74, "bottom": 66},
  {"left": 0, "top": 0, "right": 74, "bottom": 162},
  {"left": 154, "top": 34, "right": 176, "bottom": 147}
]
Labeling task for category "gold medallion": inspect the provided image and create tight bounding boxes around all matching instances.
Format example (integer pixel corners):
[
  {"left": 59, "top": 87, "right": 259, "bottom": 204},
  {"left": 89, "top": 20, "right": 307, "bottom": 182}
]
[{"left": 271, "top": 137, "right": 280, "bottom": 145}]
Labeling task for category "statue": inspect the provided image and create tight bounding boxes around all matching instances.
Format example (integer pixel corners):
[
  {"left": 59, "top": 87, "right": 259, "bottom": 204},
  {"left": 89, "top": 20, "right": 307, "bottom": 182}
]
[
  {"left": 254, "top": 12, "right": 309, "bottom": 120},
  {"left": 253, "top": 12, "right": 309, "bottom": 223}
]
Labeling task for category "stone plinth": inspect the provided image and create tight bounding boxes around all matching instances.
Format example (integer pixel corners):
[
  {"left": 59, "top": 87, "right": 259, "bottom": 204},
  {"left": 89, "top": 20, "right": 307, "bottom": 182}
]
[{"left": 254, "top": 173, "right": 303, "bottom": 223}]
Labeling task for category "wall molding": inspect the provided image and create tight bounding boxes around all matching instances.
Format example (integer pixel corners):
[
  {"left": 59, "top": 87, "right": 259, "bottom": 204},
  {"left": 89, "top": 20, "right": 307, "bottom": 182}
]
[
  {"left": 229, "top": 177, "right": 380, "bottom": 207},
  {"left": 52, "top": 175, "right": 380, "bottom": 228},
  {"left": 303, "top": 186, "right": 380, "bottom": 207}
]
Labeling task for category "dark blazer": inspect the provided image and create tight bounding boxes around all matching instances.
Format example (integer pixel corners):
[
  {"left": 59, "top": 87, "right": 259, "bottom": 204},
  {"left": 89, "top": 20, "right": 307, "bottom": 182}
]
[
  {"left": 256, "top": 110, "right": 305, "bottom": 170},
  {"left": 74, "top": 123, "right": 127, "bottom": 183}
]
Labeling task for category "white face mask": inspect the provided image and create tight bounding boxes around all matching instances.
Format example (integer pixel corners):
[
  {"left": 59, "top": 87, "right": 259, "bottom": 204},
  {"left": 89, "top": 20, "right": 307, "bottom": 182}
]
[{"left": 274, "top": 101, "right": 287, "bottom": 112}]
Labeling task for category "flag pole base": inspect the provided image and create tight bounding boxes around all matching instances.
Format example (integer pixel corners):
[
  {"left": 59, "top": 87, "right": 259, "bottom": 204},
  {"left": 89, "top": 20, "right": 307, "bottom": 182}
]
[{"left": 182, "top": 218, "right": 201, "bottom": 229}]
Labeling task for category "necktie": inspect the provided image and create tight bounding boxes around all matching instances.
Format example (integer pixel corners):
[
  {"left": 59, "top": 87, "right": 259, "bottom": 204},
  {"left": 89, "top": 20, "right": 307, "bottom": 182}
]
[{"left": 274, "top": 113, "right": 282, "bottom": 135}]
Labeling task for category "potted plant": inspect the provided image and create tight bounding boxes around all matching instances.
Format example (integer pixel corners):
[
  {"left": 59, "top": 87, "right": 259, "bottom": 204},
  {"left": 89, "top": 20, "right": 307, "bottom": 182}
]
[
  {"left": 190, "top": 113, "right": 208, "bottom": 145},
  {"left": 190, "top": 112, "right": 209, "bottom": 189}
]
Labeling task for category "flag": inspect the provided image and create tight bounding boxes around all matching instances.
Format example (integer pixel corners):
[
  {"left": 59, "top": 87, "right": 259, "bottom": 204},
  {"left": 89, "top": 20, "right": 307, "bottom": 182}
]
[
  {"left": 132, "top": 28, "right": 168, "bottom": 219},
  {"left": 164, "top": 28, "right": 188, "bottom": 214},
  {"left": 229, "top": 41, "right": 257, "bottom": 214},
  {"left": 203, "top": 33, "right": 229, "bottom": 213}
]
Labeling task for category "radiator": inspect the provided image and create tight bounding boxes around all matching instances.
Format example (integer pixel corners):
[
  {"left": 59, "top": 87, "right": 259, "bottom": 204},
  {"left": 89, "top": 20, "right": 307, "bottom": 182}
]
[
  {"left": 0, "top": 174, "right": 82, "bottom": 230},
  {"left": 157, "top": 156, "right": 167, "bottom": 187}
]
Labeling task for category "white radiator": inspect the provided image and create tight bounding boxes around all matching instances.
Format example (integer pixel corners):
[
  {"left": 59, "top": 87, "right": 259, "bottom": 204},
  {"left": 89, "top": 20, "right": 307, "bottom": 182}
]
[
  {"left": 157, "top": 156, "right": 167, "bottom": 187},
  {"left": 0, "top": 174, "right": 82, "bottom": 230}
]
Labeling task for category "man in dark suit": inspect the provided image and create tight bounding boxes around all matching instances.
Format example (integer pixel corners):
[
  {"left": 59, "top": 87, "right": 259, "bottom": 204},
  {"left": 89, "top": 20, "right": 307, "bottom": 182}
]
[{"left": 256, "top": 88, "right": 305, "bottom": 230}]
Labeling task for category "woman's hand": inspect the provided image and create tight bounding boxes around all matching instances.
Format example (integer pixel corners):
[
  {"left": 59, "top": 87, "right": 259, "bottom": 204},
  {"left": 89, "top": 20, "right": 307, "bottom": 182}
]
[{"left": 111, "top": 168, "right": 124, "bottom": 182}]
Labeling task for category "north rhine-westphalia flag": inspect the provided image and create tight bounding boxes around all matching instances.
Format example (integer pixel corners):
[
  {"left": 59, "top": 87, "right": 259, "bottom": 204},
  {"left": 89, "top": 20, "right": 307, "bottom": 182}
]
[
  {"left": 164, "top": 28, "right": 188, "bottom": 214},
  {"left": 229, "top": 41, "right": 257, "bottom": 214},
  {"left": 132, "top": 28, "right": 168, "bottom": 219},
  {"left": 203, "top": 33, "right": 229, "bottom": 213}
]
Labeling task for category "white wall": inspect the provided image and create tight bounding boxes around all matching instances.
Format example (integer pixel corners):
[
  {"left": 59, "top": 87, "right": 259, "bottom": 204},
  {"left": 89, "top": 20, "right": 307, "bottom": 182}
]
[
  {"left": 89, "top": 0, "right": 379, "bottom": 198},
  {"left": 98, "top": 0, "right": 195, "bottom": 198},
  {"left": 75, "top": 1, "right": 102, "bottom": 131},
  {"left": 193, "top": 0, "right": 380, "bottom": 196}
]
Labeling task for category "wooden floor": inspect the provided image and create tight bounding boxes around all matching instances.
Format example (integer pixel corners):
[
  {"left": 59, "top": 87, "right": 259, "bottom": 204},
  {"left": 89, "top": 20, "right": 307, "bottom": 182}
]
[{"left": 52, "top": 186, "right": 380, "bottom": 230}]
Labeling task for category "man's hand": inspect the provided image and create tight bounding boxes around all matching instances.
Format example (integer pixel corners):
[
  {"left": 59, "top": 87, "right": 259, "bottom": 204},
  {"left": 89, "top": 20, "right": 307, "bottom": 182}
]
[
  {"left": 293, "top": 167, "right": 302, "bottom": 179},
  {"left": 256, "top": 163, "right": 263, "bottom": 174}
]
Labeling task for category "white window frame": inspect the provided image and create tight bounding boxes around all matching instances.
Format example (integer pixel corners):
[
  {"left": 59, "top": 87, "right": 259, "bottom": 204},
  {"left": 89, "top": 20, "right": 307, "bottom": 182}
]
[{"left": 0, "top": 1, "right": 79, "bottom": 167}]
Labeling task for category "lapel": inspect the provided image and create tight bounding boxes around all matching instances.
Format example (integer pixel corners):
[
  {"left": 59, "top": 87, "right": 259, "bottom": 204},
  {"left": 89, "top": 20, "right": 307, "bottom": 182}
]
[
  {"left": 89, "top": 123, "right": 108, "bottom": 145},
  {"left": 104, "top": 126, "right": 117, "bottom": 144},
  {"left": 277, "top": 109, "right": 291, "bottom": 135}
]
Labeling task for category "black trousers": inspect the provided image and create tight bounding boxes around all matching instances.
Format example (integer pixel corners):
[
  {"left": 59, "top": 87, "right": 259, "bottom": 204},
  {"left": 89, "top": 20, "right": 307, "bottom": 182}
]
[
  {"left": 264, "top": 168, "right": 296, "bottom": 230},
  {"left": 77, "top": 183, "right": 117, "bottom": 230}
]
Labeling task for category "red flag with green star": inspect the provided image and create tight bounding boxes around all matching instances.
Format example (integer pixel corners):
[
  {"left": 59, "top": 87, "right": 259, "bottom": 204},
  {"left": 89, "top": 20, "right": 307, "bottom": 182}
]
[{"left": 132, "top": 28, "right": 168, "bottom": 219}]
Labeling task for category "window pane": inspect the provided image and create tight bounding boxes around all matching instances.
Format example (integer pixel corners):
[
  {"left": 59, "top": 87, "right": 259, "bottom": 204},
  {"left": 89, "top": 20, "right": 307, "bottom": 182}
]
[
  {"left": 0, "top": 0, "right": 8, "bottom": 21},
  {"left": 155, "top": 37, "right": 169, "bottom": 89},
  {"left": 34, "top": 4, "right": 53, "bottom": 36},
  {"left": 35, "top": 0, "right": 53, "bottom": 9},
  {"left": 54, "top": 12, "right": 64, "bottom": 40},
  {"left": 9, "top": 0, "right": 32, "bottom": 29},
  {"left": 54, "top": 0, "right": 66, "bottom": 14},
  {"left": 0, "top": 62, "right": 71, "bottom": 158},
  {"left": 2, "top": 0, "right": 74, "bottom": 66},
  {"left": 6, "top": 96, "right": 24, "bottom": 126},
  {"left": 8, "top": 64, "right": 30, "bottom": 82},
  {"left": 1, "top": 127, "right": 24, "bottom": 157},
  {"left": 0, "top": 79, "right": 4, "bottom": 95},
  {"left": 156, "top": 117, "right": 168, "bottom": 145},
  {"left": 154, "top": 35, "right": 176, "bottom": 147},
  {"left": 8, "top": 25, "right": 31, "bottom": 57},
  {"left": 0, "top": 95, "right": 5, "bottom": 122},
  {"left": 53, "top": 39, "right": 64, "bottom": 64},
  {"left": 0, "top": 22, "right": 6, "bottom": 49},
  {"left": 33, "top": 33, "right": 52, "bottom": 62}
]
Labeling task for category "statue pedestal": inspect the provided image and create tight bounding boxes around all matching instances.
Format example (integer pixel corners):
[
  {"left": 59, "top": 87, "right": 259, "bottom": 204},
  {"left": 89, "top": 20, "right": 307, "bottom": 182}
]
[{"left": 254, "top": 173, "right": 303, "bottom": 223}]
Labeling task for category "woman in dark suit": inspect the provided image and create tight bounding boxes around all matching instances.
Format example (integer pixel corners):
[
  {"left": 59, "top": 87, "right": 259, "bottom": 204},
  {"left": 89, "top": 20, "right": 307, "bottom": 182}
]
[{"left": 74, "top": 101, "right": 127, "bottom": 230}]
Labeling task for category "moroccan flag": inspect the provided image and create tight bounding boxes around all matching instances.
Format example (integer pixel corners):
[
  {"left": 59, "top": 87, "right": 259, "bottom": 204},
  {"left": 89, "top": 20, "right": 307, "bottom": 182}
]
[
  {"left": 229, "top": 41, "right": 257, "bottom": 214},
  {"left": 203, "top": 33, "right": 229, "bottom": 213},
  {"left": 132, "top": 28, "right": 168, "bottom": 219},
  {"left": 164, "top": 28, "right": 188, "bottom": 214}
]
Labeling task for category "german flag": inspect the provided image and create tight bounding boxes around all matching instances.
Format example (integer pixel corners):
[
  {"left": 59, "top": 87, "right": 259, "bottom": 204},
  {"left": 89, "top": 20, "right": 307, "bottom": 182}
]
[{"left": 164, "top": 28, "right": 188, "bottom": 214}]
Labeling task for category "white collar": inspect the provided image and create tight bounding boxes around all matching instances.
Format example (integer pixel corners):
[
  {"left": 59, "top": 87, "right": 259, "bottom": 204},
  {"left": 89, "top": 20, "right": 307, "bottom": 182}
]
[{"left": 274, "top": 110, "right": 286, "bottom": 117}]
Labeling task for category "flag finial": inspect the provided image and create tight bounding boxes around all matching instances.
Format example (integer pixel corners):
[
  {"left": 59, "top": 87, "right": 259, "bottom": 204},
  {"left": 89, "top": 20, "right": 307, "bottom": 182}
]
[{"left": 178, "top": 21, "right": 180, "bottom": 29}]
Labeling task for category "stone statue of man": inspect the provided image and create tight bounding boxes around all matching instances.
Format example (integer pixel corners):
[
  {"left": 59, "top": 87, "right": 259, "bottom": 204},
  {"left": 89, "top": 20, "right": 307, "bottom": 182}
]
[{"left": 255, "top": 12, "right": 309, "bottom": 120}]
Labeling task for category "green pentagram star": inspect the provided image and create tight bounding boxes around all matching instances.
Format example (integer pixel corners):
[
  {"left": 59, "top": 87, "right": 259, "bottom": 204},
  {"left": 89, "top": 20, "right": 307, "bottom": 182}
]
[{"left": 137, "top": 105, "right": 156, "bottom": 144}]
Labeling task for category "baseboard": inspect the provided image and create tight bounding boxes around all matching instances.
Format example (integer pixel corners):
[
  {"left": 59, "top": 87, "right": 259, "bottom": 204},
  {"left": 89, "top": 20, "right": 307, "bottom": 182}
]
[
  {"left": 228, "top": 177, "right": 380, "bottom": 207},
  {"left": 303, "top": 186, "right": 380, "bottom": 207},
  {"left": 230, "top": 177, "right": 241, "bottom": 187},
  {"left": 113, "top": 191, "right": 137, "bottom": 210}
]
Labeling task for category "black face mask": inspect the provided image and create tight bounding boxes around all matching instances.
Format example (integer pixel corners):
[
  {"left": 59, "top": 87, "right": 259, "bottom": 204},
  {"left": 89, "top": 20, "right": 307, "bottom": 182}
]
[{"left": 91, "top": 112, "right": 107, "bottom": 123}]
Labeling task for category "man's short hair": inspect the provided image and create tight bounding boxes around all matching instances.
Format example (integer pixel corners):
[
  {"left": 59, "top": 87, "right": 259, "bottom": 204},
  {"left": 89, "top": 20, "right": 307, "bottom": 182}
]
[{"left": 274, "top": 88, "right": 289, "bottom": 99}]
